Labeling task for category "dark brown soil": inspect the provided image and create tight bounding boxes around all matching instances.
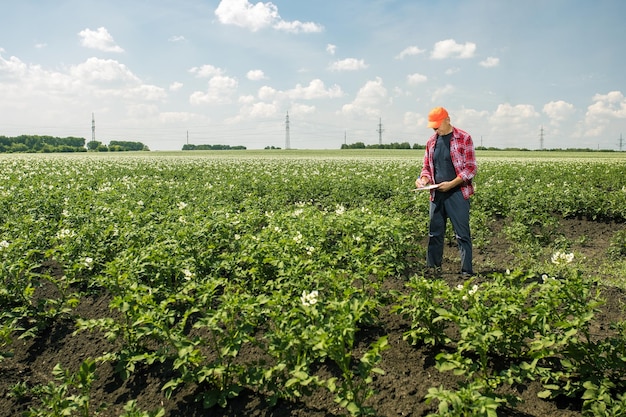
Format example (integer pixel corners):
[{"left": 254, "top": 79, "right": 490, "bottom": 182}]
[{"left": 1, "top": 218, "right": 624, "bottom": 417}]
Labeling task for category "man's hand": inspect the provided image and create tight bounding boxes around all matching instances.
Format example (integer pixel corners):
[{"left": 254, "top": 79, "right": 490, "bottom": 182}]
[
  {"left": 415, "top": 177, "right": 429, "bottom": 188},
  {"left": 437, "top": 176, "right": 464, "bottom": 192}
]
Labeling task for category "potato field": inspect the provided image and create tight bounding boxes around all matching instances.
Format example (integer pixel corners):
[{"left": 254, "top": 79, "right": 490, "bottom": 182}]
[{"left": 1, "top": 150, "right": 625, "bottom": 417}]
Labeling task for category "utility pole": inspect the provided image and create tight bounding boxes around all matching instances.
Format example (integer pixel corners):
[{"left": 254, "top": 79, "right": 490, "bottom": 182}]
[
  {"left": 285, "top": 111, "right": 290, "bottom": 150},
  {"left": 377, "top": 117, "right": 384, "bottom": 145},
  {"left": 539, "top": 125, "right": 544, "bottom": 150}
]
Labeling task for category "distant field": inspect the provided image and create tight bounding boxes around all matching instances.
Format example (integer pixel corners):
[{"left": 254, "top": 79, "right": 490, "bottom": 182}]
[{"left": 144, "top": 148, "right": 626, "bottom": 161}]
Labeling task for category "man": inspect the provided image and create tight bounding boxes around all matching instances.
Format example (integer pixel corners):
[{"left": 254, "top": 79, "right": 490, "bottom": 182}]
[{"left": 415, "top": 106, "right": 477, "bottom": 276}]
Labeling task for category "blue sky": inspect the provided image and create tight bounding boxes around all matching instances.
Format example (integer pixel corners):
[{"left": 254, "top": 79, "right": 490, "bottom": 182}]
[{"left": 1, "top": 0, "right": 625, "bottom": 150}]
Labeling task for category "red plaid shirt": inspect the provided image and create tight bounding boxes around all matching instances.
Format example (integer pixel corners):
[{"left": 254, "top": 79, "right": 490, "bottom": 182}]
[{"left": 420, "top": 126, "right": 477, "bottom": 201}]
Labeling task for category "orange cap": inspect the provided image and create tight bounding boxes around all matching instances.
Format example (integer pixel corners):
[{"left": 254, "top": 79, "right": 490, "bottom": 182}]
[{"left": 427, "top": 106, "right": 449, "bottom": 128}]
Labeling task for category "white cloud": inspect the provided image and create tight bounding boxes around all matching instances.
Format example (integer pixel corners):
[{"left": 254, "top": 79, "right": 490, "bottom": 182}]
[
  {"left": 230, "top": 100, "right": 279, "bottom": 122},
  {"left": 407, "top": 73, "right": 427, "bottom": 86},
  {"left": 393, "top": 86, "right": 410, "bottom": 98},
  {"left": 258, "top": 79, "right": 343, "bottom": 101},
  {"left": 158, "top": 112, "right": 201, "bottom": 123},
  {"left": 453, "top": 107, "right": 490, "bottom": 133},
  {"left": 126, "top": 103, "right": 159, "bottom": 120},
  {"left": 431, "top": 39, "right": 476, "bottom": 59},
  {"left": 189, "top": 64, "right": 224, "bottom": 78},
  {"left": 543, "top": 100, "right": 575, "bottom": 124},
  {"left": 285, "top": 79, "right": 343, "bottom": 100},
  {"left": 395, "top": 46, "right": 425, "bottom": 60},
  {"left": 115, "top": 84, "right": 167, "bottom": 101},
  {"left": 0, "top": 52, "right": 166, "bottom": 130},
  {"left": 78, "top": 27, "right": 124, "bottom": 53},
  {"left": 403, "top": 111, "right": 421, "bottom": 129},
  {"left": 189, "top": 75, "right": 238, "bottom": 105},
  {"left": 243, "top": 101, "right": 278, "bottom": 118},
  {"left": 290, "top": 102, "right": 316, "bottom": 115},
  {"left": 479, "top": 57, "right": 500, "bottom": 68},
  {"left": 247, "top": 69, "right": 266, "bottom": 80},
  {"left": 340, "top": 77, "right": 388, "bottom": 117},
  {"left": 326, "top": 44, "right": 336, "bottom": 55},
  {"left": 70, "top": 59, "right": 166, "bottom": 101},
  {"left": 586, "top": 91, "right": 626, "bottom": 118},
  {"left": 168, "top": 35, "right": 186, "bottom": 42},
  {"left": 70, "top": 57, "right": 139, "bottom": 83},
  {"left": 0, "top": 54, "right": 29, "bottom": 78},
  {"left": 257, "top": 85, "right": 277, "bottom": 101},
  {"left": 328, "top": 58, "right": 368, "bottom": 72},
  {"left": 169, "top": 82, "right": 184, "bottom": 92},
  {"left": 485, "top": 104, "right": 541, "bottom": 147},
  {"left": 214, "top": 0, "right": 323, "bottom": 33},
  {"left": 273, "top": 19, "right": 323, "bottom": 33},
  {"left": 0, "top": 54, "right": 75, "bottom": 104},
  {"left": 238, "top": 94, "right": 256, "bottom": 104},
  {"left": 432, "top": 84, "right": 455, "bottom": 102},
  {"left": 491, "top": 103, "right": 539, "bottom": 127},
  {"left": 214, "top": 0, "right": 277, "bottom": 31},
  {"left": 582, "top": 91, "right": 626, "bottom": 136}
]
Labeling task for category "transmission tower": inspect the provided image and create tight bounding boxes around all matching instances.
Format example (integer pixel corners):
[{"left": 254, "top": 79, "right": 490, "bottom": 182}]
[
  {"left": 377, "top": 117, "right": 384, "bottom": 145},
  {"left": 285, "top": 111, "right": 290, "bottom": 150},
  {"left": 91, "top": 113, "right": 95, "bottom": 143},
  {"left": 619, "top": 133, "right": 623, "bottom": 152},
  {"left": 539, "top": 125, "right": 544, "bottom": 150}
]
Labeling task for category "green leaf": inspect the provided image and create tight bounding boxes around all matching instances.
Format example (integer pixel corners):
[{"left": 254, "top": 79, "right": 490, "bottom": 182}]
[
  {"left": 346, "top": 402, "right": 360, "bottom": 415},
  {"left": 371, "top": 367, "right": 385, "bottom": 375},
  {"left": 292, "top": 370, "right": 309, "bottom": 380},
  {"left": 437, "top": 361, "right": 459, "bottom": 372},
  {"left": 537, "top": 390, "right": 553, "bottom": 399}
]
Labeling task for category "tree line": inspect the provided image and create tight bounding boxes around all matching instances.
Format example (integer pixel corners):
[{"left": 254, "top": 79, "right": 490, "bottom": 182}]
[
  {"left": 0, "top": 135, "right": 148, "bottom": 153},
  {"left": 182, "top": 144, "right": 247, "bottom": 150},
  {"left": 341, "top": 142, "right": 424, "bottom": 149},
  {"left": 87, "top": 140, "right": 149, "bottom": 152},
  {"left": 0, "top": 135, "right": 86, "bottom": 153}
]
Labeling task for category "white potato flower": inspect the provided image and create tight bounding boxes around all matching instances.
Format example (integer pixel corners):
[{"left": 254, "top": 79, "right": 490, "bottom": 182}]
[
  {"left": 301, "top": 290, "right": 319, "bottom": 306},
  {"left": 469, "top": 284, "right": 479, "bottom": 296},
  {"left": 56, "top": 229, "right": 76, "bottom": 239},
  {"left": 551, "top": 251, "right": 574, "bottom": 265}
]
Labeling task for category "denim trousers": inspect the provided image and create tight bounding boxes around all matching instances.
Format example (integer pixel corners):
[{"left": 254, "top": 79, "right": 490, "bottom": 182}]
[{"left": 427, "top": 189, "right": 473, "bottom": 274}]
